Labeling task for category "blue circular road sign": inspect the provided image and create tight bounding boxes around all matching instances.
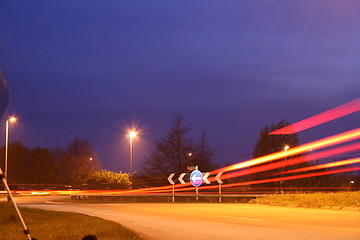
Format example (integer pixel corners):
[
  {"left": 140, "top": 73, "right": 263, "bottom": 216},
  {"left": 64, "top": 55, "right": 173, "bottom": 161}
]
[{"left": 190, "top": 170, "right": 202, "bottom": 187}]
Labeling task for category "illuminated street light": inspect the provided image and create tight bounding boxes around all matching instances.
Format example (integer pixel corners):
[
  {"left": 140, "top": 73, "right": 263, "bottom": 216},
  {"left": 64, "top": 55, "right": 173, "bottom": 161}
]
[
  {"left": 283, "top": 145, "right": 290, "bottom": 191},
  {"left": 284, "top": 145, "right": 290, "bottom": 168},
  {"left": 284, "top": 145, "right": 290, "bottom": 152},
  {"left": 129, "top": 130, "right": 137, "bottom": 182},
  {"left": 4, "top": 116, "right": 17, "bottom": 181},
  {"left": 130, "top": 131, "right": 136, "bottom": 139}
]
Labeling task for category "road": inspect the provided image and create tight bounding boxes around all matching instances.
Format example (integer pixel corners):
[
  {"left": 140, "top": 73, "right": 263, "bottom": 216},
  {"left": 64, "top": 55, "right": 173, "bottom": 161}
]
[{"left": 15, "top": 196, "right": 360, "bottom": 240}]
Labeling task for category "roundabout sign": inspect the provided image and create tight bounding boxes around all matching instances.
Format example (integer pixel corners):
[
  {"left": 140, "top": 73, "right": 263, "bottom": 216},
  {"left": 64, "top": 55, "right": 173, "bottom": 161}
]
[{"left": 190, "top": 169, "right": 202, "bottom": 187}]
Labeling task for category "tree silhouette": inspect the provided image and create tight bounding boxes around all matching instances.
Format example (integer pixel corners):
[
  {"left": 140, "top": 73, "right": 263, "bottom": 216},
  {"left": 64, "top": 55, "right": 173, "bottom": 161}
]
[
  {"left": 0, "top": 143, "right": 58, "bottom": 184},
  {"left": 54, "top": 138, "right": 101, "bottom": 184},
  {"left": 0, "top": 142, "right": 30, "bottom": 184},
  {"left": 253, "top": 119, "right": 299, "bottom": 158},
  {"left": 27, "top": 147, "right": 59, "bottom": 183},
  {"left": 140, "top": 114, "right": 217, "bottom": 186},
  {"left": 191, "top": 130, "right": 217, "bottom": 172},
  {"left": 142, "top": 114, "right": 193, "bottom": 176},
  {"left": 251, "top": 119, "right": 311, "bottom": 189}
]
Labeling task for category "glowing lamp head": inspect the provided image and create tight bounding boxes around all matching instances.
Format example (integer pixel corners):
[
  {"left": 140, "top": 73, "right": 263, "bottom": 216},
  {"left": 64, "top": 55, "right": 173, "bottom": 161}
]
[
  {"left": 8, "top": 116, "right": 17, "bottom": 122},
  {"left": 284, "top": 145, "right": 290, "bottom": 151},
  {"left": 129, "top": 131, "right": 137, "bottom": 139}
]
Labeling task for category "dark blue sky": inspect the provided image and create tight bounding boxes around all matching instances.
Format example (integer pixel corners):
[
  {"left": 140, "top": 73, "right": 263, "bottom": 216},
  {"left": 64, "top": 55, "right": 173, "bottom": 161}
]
[{"left": 1, "top": 1, "right": 359, "bottom": 173}]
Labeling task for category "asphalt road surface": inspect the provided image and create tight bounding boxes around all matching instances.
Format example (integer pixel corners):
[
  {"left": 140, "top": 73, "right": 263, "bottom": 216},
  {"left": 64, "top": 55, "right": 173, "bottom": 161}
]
[{"left": 15, "top": 196, "right": 360, "bottom": 240}]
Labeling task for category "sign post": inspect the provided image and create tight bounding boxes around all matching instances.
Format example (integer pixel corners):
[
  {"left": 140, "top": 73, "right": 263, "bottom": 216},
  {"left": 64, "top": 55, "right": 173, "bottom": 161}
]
[
  {"left": 196, "top": 187, "right": 199, "bottom": 202},
  {"left": 167, "top": 173, "right": 175, "bottom": 202},
  {"left": 190, "top": 168, "right": 202, "bottom": 202},
  {"left": 215, "top": 172, "right": 223, "bottom": 203}
]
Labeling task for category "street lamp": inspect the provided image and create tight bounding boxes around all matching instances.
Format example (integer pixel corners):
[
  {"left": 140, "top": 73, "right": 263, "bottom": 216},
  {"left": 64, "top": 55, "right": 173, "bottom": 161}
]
[
  {"left": 283, "top": 145, "right": 290, "bottom": 191},
  {"left": 284, "top": 145, "right": 289, "bottom": 170},
  {"left": 284, "top": 145, "right": 289, "bottom": 152},
  {"left": 129, "top": 130, "right": 137, "bottom": 182},
  {"left": 4, "top": 116, "right": 17, "bottom": 181}
]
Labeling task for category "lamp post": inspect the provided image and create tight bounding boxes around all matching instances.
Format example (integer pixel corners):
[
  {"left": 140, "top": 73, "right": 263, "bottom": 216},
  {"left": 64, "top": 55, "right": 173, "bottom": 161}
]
[
  {"left": 4, "top": 116, "right": 17, "bottom": 181},
  {"left": 283, "top": 145, "right": 289, "bottom": 191},
  {"left": 284, "top": 145, "right": 289, "bottom": 155},
  {"left": 129, "top": 130, "right": 137, "bottom": 183}
]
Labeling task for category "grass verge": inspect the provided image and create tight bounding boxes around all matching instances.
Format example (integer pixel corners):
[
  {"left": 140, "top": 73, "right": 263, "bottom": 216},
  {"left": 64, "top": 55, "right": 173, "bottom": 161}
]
[
  {"left": 0, "top": 201, "right": 144, "bottom": 240},
  {"left": 251, "top": 191, "right": 360, "bottom": 208}
]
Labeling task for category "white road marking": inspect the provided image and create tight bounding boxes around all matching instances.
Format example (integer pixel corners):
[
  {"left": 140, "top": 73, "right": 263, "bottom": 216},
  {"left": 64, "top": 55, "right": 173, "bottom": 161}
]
[
  {"left": 166, "top": 210, "right": 181, "bottom": 213},
  {"left": 166, "top": 210, "right": 200, "bottom": 215},
  {"left": 217, "top": 215, "right": 263, "bottom": 221}
]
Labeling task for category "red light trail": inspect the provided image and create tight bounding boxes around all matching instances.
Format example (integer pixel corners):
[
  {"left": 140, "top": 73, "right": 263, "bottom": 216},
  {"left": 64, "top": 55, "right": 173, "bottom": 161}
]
[
  {"left": 212, "top": 142, "right": 360, "bottom": 181},
  {"left": 140, "top": 138, "right": 360, "bottom": 194},
  {"left": 282, "top": 157, "right": 360, "bottom": 175},
  {"left": 154, "top": 166, "right": 360, "bottom": 193},
  {"left": 212, "top": 127, "right": 360, "bottom": 174},
  {"left": 268, "top": 97, "right": 360, "bottom": 134},
  {"left": 221, "top": 166, "right": 360, "bottom": 189},
  {"left": 115, "top": 127, "right": 360, "bottom": 195},
  {"left": 126, "top": 130, "right": 360, "bottom": 194}
]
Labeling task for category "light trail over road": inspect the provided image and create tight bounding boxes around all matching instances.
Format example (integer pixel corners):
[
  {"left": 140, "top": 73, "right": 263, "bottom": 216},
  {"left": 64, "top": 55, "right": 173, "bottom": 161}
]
[
  {"left": 269, "top": 97, "right": 360, "bottom": 134},
  {"left": 17, "top": 196, "right": 360, "bottom": 240}
]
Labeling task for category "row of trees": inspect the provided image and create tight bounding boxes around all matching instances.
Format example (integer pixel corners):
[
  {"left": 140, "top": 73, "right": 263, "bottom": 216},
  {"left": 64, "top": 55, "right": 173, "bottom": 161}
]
[
  {"left": 2, "top": 115, "right": 357, "bottom": 190},
  {"left": 0, "top": 114, "right": 219, "bottom": 189},
  {"left": 0, "top": 138, "right": 130, "bottom": 189}
]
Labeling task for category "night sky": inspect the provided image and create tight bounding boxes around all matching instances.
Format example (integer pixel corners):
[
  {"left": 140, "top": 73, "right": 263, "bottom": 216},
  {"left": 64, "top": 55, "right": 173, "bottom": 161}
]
[{"left": 1, "top": 1, "right": 359, "bottom": 174}]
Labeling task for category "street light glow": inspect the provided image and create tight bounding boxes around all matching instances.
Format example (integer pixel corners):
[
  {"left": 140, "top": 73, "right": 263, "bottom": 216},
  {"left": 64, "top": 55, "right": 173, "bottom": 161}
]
[
  {"left": 129, "top": 131, "right": 137, "bottom": 139},
  {"left": 9, "top": 116, "right": 17, "bottom": 122}
]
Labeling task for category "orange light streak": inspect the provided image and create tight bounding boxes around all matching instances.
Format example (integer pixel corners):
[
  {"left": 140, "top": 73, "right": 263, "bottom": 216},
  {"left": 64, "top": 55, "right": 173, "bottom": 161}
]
[
  {"left": 223, "top": 166, "right": 360, "bottom": 189},
  {"left": 101, "top": 129, "right": 360, "bottom": 195},
  {"left": 282, "top": 157, "right": 360, "bottom": 175},
  {"left": 212, "top": 127, "right": 360, "bottom": 174},
  {"left": 269, "top": 98, "right": 360, "bottom": 134},
  {"left": 164, "top": 166, "right": 360, "bottom": 193},
  {"left": 131, "top": 132, "right": 360, "bottom": 194},
  {"left": 228, "top": 142, "right": 360, "bottom": 179}
]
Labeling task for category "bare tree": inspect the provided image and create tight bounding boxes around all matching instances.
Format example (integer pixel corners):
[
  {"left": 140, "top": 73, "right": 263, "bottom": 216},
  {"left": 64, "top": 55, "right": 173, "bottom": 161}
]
[
  {"left": 139, "top": 115, "right": 218, "bottom": 187},
  {"left": 191, "top": 130, "right": 217, "bottom": 171},
  {"left": 142, "top": 114, "right": 193, "bottom": 176}
]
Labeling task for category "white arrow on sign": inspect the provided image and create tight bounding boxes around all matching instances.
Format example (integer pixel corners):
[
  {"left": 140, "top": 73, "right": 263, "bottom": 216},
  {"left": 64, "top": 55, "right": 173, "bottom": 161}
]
[
  {"left": 215, "top": 172, "right": 223, "bottom": 184},
  {"left": 167, "top": 173, "right": 175, "bottom": 185},
  {"left": 202, "top": 172, "right": 211, "bottom": 184},
  {"left": 191, "top": 175, "right": 202, "bottom": 182},
  {"left": 178, "top": 173, "right": 186, "bottom": 184}
]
